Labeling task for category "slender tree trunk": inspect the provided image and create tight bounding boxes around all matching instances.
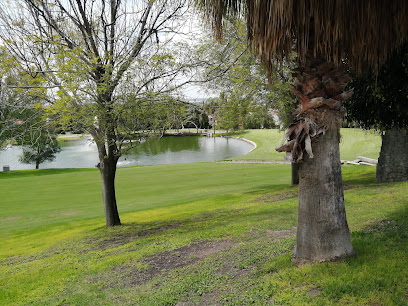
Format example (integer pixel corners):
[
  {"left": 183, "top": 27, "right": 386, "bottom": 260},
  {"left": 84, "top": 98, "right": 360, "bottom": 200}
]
[
  {"left": 36, "top": 148, "right": 40, "bottom": 169},
  {"left": 291, "top": 162, "right": 299, "bottom": 185},
  {"left": 294, "top": 126, "right": 355, "bottom": 263},
  {"left": 376, "top": 128, "right": 408, "bottom": 183},
  {"left": 92, "top": 100, "right": 122, "bottom": 227},
  {"left": 98, "top": 156, "right": 121, "bottom": 226}
]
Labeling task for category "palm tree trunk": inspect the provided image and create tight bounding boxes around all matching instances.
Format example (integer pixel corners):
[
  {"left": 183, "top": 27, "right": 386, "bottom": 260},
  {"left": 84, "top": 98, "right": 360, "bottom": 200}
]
[
  {"left": 277, "top": 51, "right": 355, "bottom": 263},
  {"left": 295, "top": 126, "right": 354, "bottom": 263},
  {"left": 377, "top": 128, "right": 408, "bottom": 183}
]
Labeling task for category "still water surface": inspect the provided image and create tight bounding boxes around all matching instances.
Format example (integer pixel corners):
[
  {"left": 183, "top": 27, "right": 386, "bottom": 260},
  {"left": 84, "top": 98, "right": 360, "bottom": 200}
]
[{"left": 0, "top": 136, "right": 254, "bottom": 170}]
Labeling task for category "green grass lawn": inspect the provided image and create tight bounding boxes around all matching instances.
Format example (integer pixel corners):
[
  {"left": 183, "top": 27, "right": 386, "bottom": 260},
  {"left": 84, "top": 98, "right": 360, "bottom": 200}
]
[
  {"left": 0, "top": 163, "right": 290, "bottom": 234},
  {"left": 228, "top": 128, "right": 381, "bottom": 161},
  {"left": 1, "top": 129, "right": 406, "bottom": 305}
]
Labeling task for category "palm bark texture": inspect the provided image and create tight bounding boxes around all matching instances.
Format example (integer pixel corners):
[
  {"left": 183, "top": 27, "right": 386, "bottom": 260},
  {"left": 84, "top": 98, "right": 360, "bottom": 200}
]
[{"left": 276, "top": 51, "right": 352, "bottom": 161}]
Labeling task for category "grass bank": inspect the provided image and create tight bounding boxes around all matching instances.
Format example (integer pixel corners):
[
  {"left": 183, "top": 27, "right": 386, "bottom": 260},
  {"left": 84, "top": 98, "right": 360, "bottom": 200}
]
[
  {"left": 227, "top": 128, "right": 381, "bottom": 161},
  {"left": 1, "top": 165, "right": 407, "bottom": 305},
  {"left": 1, "top": 129, "right": 406, "bottom": 305}
]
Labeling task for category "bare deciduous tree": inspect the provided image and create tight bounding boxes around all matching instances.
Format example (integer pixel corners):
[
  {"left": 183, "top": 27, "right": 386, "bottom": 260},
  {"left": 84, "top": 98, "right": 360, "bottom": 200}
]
[{"left": 0, "top": 0, "right": 205, "bottom": 226}]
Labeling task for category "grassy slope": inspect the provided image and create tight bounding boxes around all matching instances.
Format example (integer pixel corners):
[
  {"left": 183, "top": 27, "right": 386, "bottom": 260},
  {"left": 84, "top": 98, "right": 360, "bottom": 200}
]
[
  {"left": 1, "top": 129, "right": 407, "bottom": 305},
  {"left": 229, "top": 128, "right": 381, "bottom": 161}
]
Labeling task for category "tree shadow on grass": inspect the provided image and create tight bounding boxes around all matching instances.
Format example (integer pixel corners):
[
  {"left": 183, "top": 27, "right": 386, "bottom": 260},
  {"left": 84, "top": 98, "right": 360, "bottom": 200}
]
[
  {"left": 326, "top": 204, "right": 408, "bottom": 303},
  {"left": 264, "top": 203, "right": 408, "bottom": 305},
  {"left": 0, "top": 168, "right": 97, "bottom": 179},
  {"left": 341, "top": 165, "right": 376, "bottom": 186}
]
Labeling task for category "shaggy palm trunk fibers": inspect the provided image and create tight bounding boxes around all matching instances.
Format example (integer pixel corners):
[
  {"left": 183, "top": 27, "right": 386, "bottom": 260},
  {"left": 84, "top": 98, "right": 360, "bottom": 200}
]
[{"left": 277, "top": 51, "right": 355, "bottom": 262}]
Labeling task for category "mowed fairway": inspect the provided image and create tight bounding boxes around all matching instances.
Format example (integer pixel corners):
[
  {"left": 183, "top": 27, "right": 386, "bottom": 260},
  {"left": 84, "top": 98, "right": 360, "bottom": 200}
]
[
  {"left": 0, "top": 163, "right": 291, "bottom": 233},
  {"left": 1, "top": 129, "right": 407, "bottom": 305}
]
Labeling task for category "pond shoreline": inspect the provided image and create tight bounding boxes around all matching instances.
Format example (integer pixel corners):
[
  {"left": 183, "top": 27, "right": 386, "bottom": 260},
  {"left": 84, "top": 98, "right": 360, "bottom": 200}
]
[
  {"left": 2, "top": 134, "right": 254, "bottom": 170},
  {"left": 217, "top": 160, "right": 289, "bottom": 164},
  {"left": 223, "top": 136, "right": 257, "bottom": 154}
]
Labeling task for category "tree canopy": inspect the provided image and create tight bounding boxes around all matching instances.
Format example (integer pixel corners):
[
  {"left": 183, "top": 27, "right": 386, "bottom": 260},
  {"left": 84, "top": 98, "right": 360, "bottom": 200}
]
[
  {"left": 198, "top": 17, "right": 292, "bottom": 130},
  {"left": 344, "top": 41, "right": 408, "bottom": 130},
  {"left": 0, "top": 52, "right": 46, "bottom": 149},
  {"left": 0, "top": 0, "right": 207, "bottom": 226}
]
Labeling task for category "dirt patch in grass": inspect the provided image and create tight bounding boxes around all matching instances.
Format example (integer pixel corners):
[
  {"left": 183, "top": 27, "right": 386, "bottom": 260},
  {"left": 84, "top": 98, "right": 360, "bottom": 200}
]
[
  {"left": 266, "top": 228, "right": 296, "bottom": 239},
  {"left": 252, "top": 192, "right": 297, "bottom": 203},
  {"left": 93, "top": 228, "right": 295, "bottom": 299},
  {"left": 1, "top": 250, "right": 54, "bottom": 266},
  {"left": 0, "top": 216, "right": 21, "bottom": 222},
  {"left": 147, "top": 240, "right": 238, "bottom": 269},
  {"left": 247, "top": 228, "right": 296, "bottom": 239},
  {"left": 307, "top": 287, "right": 322, "bottom": 296},
  {"left": 366, "top": 219, "right": 398, "bottom": 232},
  {"left": 103, "top": 240, "right": 238, "bottom": 288},
  {"left": 212, "top": 232, "right": 296, "bottom": 295},
  {"left": 83, "top": 223, "right": 182, "bottom": 253}
]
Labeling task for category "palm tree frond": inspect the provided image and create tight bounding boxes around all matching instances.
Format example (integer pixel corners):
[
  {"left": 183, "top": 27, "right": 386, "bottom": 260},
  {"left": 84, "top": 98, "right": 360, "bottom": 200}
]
[{"left": 203, "top": 0, "right": 408, "bottom": 72}]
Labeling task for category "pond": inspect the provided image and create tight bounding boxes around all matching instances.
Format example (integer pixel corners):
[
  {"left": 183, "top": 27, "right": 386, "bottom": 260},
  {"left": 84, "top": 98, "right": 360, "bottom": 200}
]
[{"left": 0, "top": 135, "right": 254, "bottom": 170}]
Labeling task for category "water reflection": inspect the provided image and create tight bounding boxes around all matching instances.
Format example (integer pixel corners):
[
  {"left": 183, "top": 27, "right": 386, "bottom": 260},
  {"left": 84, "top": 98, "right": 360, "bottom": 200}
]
[
  {"left": 127, "top": 136, "right": 201, "bottom": 156},
  {"left": 0, "top": 136, "right": 253, "bottom": 170}
]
